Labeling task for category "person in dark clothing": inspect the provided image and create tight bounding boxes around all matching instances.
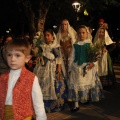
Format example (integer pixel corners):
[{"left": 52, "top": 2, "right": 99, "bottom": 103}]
[{"left": 0, "top": 33, "right": 13, "bottom": 74}]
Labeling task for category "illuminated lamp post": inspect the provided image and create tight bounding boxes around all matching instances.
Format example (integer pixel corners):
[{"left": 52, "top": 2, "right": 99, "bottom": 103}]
[{"left": 72, "top": 1, "right": 81, "bottom": 21}]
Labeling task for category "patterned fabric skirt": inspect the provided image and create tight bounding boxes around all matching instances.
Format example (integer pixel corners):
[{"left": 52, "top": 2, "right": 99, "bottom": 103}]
[
  {"left": 68, "top": 80, "right": 104, "bottom": 103},
  {"left": 67, "top": 63, "right": 104, "bottom": 103},
  {"left": 99, "top": 53, "right": 116, "bottom": 87},
  {"left": 34, "top": 61, "right": 68, "bottom": 112},
  {"left": 44, "top": 80, "right": 67, "bottom": 113},
  {"left": 4, "top": 105, "right": 32, "bottom": 120},
  {"left": 34, "top": 61, "right": 57, "bottom": 100}
]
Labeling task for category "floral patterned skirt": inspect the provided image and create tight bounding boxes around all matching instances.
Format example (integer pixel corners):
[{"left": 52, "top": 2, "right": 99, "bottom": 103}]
[
  {"left": 99, "top": 53, "right": 116, "bottom": 86},
  {"left": 68, "top": 80, "right": 104, "bottom": 103},
  {"left": 44, "top": 80, "right": 67, "bottom": 113},
  {"left": 67, "top": 63, "right": 104, "bottom": 103}
]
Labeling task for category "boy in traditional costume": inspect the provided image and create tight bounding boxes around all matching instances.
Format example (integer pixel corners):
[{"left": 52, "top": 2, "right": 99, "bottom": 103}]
[{"left": 0, "top": 38, "right": 47, "bottom": 120}]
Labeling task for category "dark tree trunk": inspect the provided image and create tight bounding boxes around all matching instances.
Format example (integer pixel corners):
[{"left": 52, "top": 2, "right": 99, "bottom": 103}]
[{"left": 16, "top": 0, "right": 53, "bottom": 39}]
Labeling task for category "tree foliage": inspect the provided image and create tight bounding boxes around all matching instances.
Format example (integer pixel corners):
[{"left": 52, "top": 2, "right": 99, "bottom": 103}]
[{"left": 12, "top": 0, "right": 120, "bottom": 37}]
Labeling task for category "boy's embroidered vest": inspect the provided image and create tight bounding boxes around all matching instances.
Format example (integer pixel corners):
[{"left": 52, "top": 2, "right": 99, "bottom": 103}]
[{"left": 0, "top": 67, "right": 35, "bottom": 120}]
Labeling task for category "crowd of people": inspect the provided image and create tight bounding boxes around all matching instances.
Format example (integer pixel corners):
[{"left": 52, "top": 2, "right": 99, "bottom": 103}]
[{"left": 0, "top": 18, "right": 118, "bottom": 120}]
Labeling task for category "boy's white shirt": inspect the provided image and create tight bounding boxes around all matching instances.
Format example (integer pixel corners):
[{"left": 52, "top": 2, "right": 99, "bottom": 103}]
[{"left": 5, "top": 68, "right": 47, "bottom": 120}]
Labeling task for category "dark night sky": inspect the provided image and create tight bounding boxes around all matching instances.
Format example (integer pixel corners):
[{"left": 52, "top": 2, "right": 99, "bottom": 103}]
[
  {"left": 0, "top": 1, "right": 22, "bottom": 35},
  {"left": 94, "top": 6, "right": 120, "bottom": 40},
  {"left": 0, "top": 1, "right": 120, "bottom": 39}
]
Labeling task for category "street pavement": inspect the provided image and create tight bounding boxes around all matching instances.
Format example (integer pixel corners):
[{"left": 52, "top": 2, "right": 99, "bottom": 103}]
[{"left": 47, "top": 63, "right": 120, "bottom": 120}]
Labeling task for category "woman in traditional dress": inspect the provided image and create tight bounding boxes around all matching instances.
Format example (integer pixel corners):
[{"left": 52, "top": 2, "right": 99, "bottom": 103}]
[
  {"left": 93, "top": 27, "right": 116, "bottom": 87},
  {"left": 33, "top": 29, "right": 67, "bottom": 113},
  {"left": 56, "top": 19, "right": 77, "bottom": 79}
]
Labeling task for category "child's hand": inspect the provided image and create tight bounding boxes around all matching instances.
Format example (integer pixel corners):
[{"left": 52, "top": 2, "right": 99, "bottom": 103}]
[
  {"left": 102, "top": 48, "right": 107, "bottom": 52},
  {"left": 87, "top": 63, "right": 94, "bottom": 70}
]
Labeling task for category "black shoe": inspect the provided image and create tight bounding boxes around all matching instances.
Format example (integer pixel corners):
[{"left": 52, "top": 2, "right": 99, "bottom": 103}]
[
  {"left": 76, "top": 107, "right": 79, "bottom": 111},
  {"left": 71, "top": 107, "right": 79, "bottom": 112},
  {"left": 82, "top": 101, "right": 90, "bottom": 105}
]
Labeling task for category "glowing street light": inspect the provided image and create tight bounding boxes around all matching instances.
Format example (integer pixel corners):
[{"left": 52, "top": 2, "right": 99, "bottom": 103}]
[
  {"left": 72, "top": 1, "right": 81, "bottom": 13},
  {"left": 72, "top": 1, "right": 81, "bottom": 21}
]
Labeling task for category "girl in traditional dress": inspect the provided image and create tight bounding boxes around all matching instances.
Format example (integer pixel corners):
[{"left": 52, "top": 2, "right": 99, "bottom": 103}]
[
  {"left": 34, "top": 29, "right": 67, "bottom": 113},
  {"left": 93, "top": 27, "right": 116, "bottom": 87},
  {"left": 68, "top": 25, "right": 104, "bottom": 112}
]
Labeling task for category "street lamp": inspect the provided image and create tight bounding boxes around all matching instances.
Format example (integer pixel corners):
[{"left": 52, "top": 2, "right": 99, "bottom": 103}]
[
  {"left": 72, "top": 1, "right": 81, "bottom": 13},
  {"left": 53, "top": 25, "right": 58, "bottom": 33},
  {"left": 72, "top": 1, "right": 81, "bottom": 21}
]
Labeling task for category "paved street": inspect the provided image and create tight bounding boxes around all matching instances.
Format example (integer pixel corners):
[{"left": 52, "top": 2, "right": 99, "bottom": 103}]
[{"left": 47, "top": 63, "right": 120, "bottom": 120}]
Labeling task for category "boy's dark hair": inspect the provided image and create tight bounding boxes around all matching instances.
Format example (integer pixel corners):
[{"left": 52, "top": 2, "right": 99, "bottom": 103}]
[{"left": 5, "top": 38, "right": 31, "bottom": 56}]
